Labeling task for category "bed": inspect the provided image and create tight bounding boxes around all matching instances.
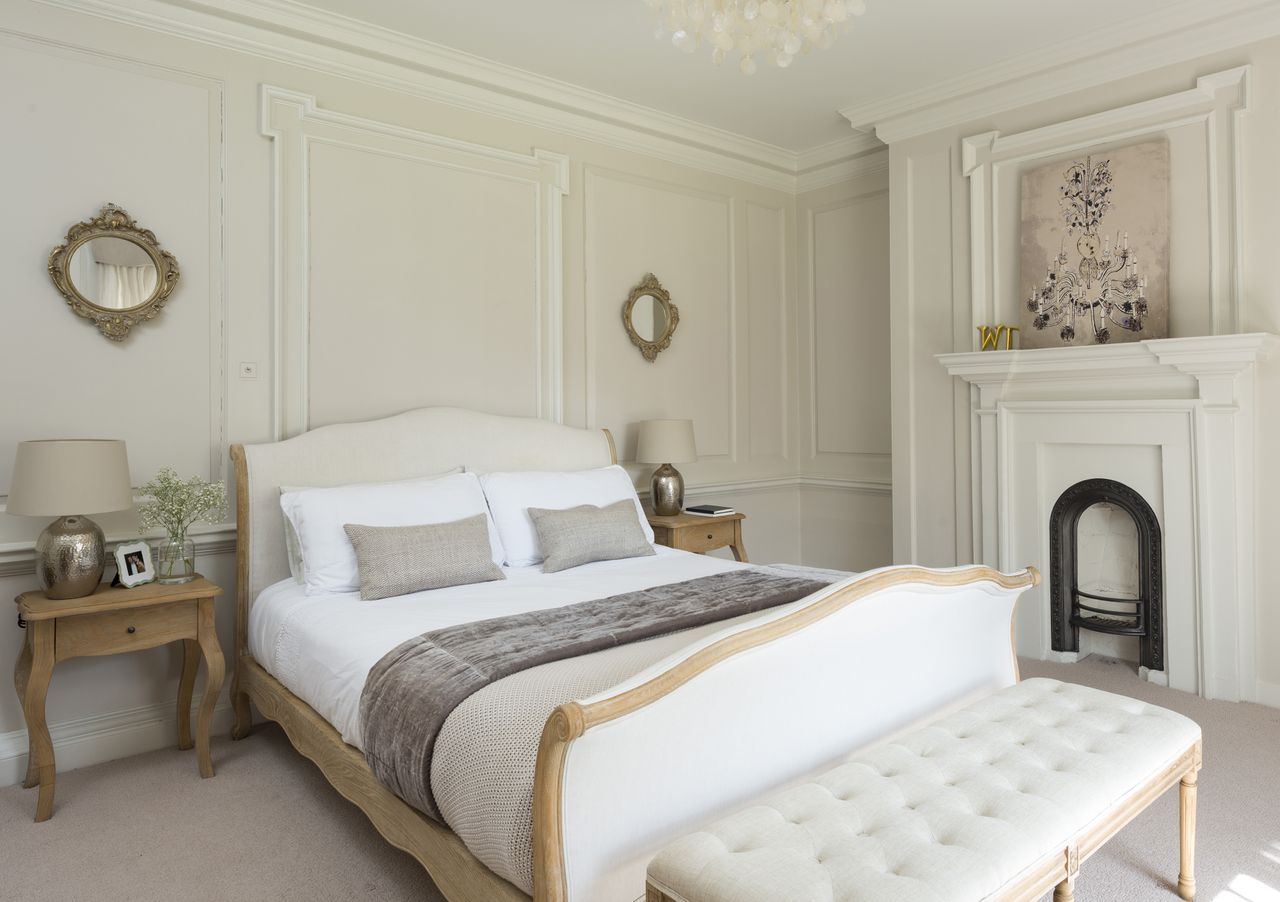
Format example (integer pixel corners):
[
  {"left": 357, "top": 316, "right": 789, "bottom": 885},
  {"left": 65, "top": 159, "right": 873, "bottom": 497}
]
[{"left": 228, "top": 407, "right": 1037, "bottom": 902}]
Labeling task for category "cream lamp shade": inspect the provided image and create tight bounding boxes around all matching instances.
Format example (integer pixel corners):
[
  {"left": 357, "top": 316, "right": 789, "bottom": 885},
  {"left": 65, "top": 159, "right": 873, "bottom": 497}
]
[
  {"left": 7, "top": 439, "right": 133, "bottom": 517},
  {"left": 636, "top": 419, "right": 697, "bottom": 464}
]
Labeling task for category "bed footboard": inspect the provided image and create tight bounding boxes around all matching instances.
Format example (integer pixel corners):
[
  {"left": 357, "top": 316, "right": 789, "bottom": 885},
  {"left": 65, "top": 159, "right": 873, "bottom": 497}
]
[
  {"left": 239, "top": 655, "right": 530, "bottom": 902},
  {"left": 532, "top": 564, "right": 1038, "bottom": 902}
]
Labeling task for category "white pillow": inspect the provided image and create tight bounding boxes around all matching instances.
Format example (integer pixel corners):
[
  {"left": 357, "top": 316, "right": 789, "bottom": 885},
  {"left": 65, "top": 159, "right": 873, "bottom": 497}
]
[
  {"left": 281, "top": 471, "right": 503, "bottom": 596},
  {"left": 479, "top": 465, "right": 654, "bottom": 567},
  {"left": 279, "top": 467, "right": 464, "bottom": 583}
]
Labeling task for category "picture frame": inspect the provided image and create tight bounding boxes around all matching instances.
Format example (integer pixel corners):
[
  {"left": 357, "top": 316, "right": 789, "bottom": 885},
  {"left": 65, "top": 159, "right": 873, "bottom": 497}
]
[{"left": 114, "top": 540, "right": 155, "bottom": 588}]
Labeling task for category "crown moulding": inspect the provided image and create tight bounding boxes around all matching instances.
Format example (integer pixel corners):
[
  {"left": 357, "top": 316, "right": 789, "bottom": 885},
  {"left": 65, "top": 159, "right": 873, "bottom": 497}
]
[
  {"left": 31, "top": 0, "right": 884, "bottom": 193},
  {"left": 840, "top": 0, "right": 1280, "bottom": 144}
]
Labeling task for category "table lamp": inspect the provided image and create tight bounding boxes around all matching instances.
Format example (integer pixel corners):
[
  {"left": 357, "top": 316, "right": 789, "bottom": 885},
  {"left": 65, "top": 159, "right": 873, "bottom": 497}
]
[
  {"left": 636, "top": 419, "right": 697, "bottom": 516},
  {"left": 7, "top": 440, "right": 133, "bottom": 599}
]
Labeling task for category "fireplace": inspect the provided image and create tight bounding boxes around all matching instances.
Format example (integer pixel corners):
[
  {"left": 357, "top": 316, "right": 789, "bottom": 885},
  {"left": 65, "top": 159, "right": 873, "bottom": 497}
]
[
  {"left": 940, "top": 334, "right": 1274, "bottom": 701},
  {"left": 1049, "top": 478, "right": 1163, "bottom": 672}
]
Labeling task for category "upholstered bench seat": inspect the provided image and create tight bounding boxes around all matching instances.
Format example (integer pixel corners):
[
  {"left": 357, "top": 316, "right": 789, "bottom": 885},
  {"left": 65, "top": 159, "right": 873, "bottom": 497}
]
[{"left": 647, "top": 678, "right": 1202, "bottom": 902}]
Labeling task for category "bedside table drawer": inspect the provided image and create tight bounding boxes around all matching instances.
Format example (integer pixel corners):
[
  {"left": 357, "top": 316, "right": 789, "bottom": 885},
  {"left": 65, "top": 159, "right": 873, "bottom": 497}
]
[
  {"left": 678, "top": 518, "right": 737, "bottom": 554},
  {"left": 56, "top": 601, "right": 198, "bottom": 661}
]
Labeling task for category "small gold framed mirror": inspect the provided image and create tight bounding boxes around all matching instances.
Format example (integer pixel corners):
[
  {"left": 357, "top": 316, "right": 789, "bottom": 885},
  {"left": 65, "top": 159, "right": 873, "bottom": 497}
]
[
  {"left": 622, "top": 273, "right": 679, "bottom": 361},
  {"left": 48, "top": 204, "right": 180, "bottom": 341}
]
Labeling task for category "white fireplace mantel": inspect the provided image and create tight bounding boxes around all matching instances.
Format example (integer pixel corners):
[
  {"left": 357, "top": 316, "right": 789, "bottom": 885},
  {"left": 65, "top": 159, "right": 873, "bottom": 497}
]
[
  {"left": 938, "top": 333, "right": 1277, "bottom": 703},
  {"left": 939, "top": 333, "right": 1276, "bottom": 391}
]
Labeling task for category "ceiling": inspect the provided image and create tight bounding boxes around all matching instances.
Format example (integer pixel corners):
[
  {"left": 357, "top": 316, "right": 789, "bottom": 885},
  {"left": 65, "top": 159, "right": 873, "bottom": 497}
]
[{"left": 288, "top": 0, "right": 1212, "bottom": 151}]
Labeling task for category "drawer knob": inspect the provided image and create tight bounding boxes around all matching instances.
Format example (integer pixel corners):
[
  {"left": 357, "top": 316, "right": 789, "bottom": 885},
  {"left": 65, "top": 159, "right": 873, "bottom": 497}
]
[
  {"left": 126, "top": 626, "right": 136, "bottom": 634},
  {"left": 707, "top": 534, "right": 714, "bottom": 540}
]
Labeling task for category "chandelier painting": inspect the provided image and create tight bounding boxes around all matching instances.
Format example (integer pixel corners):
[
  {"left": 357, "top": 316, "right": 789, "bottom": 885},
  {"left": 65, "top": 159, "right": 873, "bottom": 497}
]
[
  {"left": 645, "top": 0, "right": 868, "bottom": 73},
  {"left": 1019, "top": 139, "right": 1169, "bottom": 349}
]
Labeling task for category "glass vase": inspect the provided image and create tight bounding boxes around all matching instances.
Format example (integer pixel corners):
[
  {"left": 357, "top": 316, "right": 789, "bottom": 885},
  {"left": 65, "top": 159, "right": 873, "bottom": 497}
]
[{"left": 154, "top": 534, "right": 196, "bottom": 584}]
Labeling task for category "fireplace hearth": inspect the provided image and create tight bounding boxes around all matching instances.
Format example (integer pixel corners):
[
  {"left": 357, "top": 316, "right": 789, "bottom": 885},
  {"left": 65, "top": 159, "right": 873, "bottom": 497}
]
[{"left": 1049, "top": 478, "right": 1163, "bottom": 672}]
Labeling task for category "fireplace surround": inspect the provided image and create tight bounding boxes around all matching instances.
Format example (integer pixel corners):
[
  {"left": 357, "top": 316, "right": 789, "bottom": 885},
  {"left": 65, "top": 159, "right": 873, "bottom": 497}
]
[{"left": 940, "top": 333, "right": 1275, "bottom": 701}]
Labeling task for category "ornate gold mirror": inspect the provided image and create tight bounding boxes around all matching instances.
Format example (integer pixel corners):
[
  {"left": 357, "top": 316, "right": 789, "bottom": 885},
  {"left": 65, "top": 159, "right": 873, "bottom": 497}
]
[
  {"left": 622, "top": 273, "right": 679, "bottom": 361},
  {"left": 48, "top": 204, "right": 180, "bottom": 341}
]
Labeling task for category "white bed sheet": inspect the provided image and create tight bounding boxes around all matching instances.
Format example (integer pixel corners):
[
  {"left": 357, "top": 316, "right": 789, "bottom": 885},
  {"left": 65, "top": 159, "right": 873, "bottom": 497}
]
[{"left": 248, "top": 545, "right": 747, "bottom": 748}]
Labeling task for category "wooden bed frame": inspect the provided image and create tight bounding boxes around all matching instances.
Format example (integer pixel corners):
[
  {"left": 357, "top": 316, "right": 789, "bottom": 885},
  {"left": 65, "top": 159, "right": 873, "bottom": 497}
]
[{"left": 226, "top": 408, "right": 1039, "bottom": 902}]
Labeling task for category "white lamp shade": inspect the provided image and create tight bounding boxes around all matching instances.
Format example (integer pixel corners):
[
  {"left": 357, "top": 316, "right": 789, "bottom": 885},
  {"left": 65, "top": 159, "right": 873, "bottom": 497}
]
[
  {"left": 636, "top": 419, "right": 697, "bottom": 464},
  {"left": 7, "top": 440, "right": 133, "bottom": 517}
]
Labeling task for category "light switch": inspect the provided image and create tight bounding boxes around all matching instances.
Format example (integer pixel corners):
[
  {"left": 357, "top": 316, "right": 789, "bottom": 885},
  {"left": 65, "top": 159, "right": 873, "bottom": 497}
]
[{"left": 239, "top": 361, "right": 259, "bottom": 379}]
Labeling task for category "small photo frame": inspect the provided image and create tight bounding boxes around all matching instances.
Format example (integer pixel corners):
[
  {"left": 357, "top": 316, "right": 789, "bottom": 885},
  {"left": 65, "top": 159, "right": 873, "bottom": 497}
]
[{"left": 114, "top": 540, "right": 155, "bottom": 588}]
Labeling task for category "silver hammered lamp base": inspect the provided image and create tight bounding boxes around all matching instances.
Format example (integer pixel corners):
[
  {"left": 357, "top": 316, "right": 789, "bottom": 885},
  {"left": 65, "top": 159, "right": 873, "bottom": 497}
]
[
  {"left": 650, "top": 463, "right": 686, "bottom": 517},
  {"left": 35, "top": 514, "right": 106, "bottom": 599}
]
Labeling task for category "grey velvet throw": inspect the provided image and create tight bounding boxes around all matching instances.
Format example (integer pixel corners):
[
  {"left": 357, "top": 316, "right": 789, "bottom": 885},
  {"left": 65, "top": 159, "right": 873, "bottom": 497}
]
[{"left": 359, "top": 569, "right": 832, "bottom": 821}]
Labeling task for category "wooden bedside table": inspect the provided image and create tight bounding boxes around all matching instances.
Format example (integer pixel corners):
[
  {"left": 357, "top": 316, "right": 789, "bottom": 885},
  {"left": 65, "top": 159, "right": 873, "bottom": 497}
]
[
  {"left": 12, "top": 575, "right": 225, "bottom": 822},
  {"left": 645, "top": 507, "right": 748, "bottom": 562}
]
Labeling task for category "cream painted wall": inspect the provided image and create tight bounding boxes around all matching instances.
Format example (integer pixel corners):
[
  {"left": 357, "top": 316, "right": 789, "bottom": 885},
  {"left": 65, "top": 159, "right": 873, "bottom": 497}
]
[
  {"left": 0, "top": 0, "right": 891, "bottom": 785},
  {"left": 795, "top": 171, "right": 895, "bottom": 571},
  {"left": 887, "top": 36, "right": 1280, "bottom": 703}
]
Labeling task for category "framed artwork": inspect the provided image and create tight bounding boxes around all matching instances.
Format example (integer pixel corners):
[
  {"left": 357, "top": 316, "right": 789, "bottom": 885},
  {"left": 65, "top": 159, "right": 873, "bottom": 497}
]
[
  {"left": 114, "top": 540, "right": 155, "bottom": 588},
  {"left": 1019, "top": 139, "right": 1169, "bottom": 348}
]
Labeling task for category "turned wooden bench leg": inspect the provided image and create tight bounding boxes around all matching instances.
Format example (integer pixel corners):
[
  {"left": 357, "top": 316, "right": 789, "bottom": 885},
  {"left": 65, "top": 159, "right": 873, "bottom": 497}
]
[
  {"left": 1053, "top": 875, "right": 1075, "bottom": 902},
  {"left": 1179, "top": 767, "right": 1198, "bottom": 901}
]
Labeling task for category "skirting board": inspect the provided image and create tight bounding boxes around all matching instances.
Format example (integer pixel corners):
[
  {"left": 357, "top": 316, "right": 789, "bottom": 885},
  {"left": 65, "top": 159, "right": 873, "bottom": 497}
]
[
  {"left": 1255, "top": 679, "right": 1280, "bottom": 709},
  {"left": 0, "top": 696, "right": 233, "bottom": 788}
]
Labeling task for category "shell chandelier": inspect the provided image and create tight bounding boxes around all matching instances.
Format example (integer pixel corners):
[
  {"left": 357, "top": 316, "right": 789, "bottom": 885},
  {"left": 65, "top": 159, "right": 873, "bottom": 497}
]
[{"left": 646, "top": 0, "right": 868, "bottom": 73}]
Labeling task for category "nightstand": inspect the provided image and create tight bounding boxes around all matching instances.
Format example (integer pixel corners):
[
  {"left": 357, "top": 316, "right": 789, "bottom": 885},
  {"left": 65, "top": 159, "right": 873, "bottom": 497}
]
[
  {"left": 12, "top": 576, "right": 224, "bottom": 822},
  {"left": 645, "top": 507, "right": 748, "bottom": 562}
]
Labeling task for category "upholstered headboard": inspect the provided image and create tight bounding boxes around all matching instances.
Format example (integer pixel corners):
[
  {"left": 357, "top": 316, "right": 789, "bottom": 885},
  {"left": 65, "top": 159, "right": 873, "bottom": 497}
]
[{"left": 229, "top": 407, "right": 616, "bottom": 656}]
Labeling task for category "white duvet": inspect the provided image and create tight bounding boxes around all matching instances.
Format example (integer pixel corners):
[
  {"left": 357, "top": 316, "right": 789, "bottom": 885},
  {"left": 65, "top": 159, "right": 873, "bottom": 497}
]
[
  {"left": 251, "top": 547, "right": 807, "bottom": 892},
  {"left": 250, "top": 546, "right": 749, "bottom": 748}
]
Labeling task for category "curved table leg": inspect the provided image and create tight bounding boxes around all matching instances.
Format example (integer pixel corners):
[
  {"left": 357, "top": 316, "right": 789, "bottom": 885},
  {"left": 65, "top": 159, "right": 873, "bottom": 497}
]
[
  {"left": 729, "top": 521, "right": 748, "bottom": 563},
  {"left": 22, "top": 621, "right": 56, "bottom": 821},
  {"left": 13, "top": 632, "right": 37, "bottom": 789},
  {"left": 177, "top": 638, "right": 198, "bottom": 751},
  {"left": 195, "top": 599, "right": 225, "bottom": 778}
]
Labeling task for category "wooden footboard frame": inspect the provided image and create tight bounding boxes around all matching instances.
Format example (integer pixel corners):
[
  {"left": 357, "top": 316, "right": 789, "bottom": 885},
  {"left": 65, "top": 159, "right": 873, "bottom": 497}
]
[
  {"left": 228, "top": 423, "right": 1040, "bottom": 902},
  {"left": 533, "top": 564, "right": 1039, "bottom": 901},
  {"left": 234, "top": 656, "right": 528, "bottom": 900}
]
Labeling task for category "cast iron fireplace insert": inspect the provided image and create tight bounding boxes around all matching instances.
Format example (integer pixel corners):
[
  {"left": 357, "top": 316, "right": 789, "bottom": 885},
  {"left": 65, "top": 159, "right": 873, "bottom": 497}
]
[{"left": 1048, "top": 477, "right": 1163, "bottom": 672}]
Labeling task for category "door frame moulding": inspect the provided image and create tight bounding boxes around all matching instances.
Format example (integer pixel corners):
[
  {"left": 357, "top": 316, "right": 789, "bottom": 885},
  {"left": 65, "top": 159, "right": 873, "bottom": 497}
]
[
  {"left": 961, "top": 66, "right": 1249, "bottom": 345},
  {"left": 261, "top": 85, "right": 568, "bottom": 438}
]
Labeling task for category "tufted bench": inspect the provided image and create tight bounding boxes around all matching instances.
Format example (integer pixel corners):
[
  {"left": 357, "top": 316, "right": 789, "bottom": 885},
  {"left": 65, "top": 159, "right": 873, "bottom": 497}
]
[{"left": 646, "top": 679, "right": 1202, "bottom": 902}]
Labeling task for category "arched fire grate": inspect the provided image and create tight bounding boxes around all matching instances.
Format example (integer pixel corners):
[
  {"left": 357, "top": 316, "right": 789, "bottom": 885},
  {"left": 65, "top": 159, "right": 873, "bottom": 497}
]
[{"left": 1048, "top": 477, "right": 1163, "bottom": 672}]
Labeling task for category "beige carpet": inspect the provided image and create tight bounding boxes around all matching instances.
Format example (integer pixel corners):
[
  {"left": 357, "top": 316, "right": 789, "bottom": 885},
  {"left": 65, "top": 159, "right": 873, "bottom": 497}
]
[{"left": 1, "top": 656, "right": 1277, "bottom": 901}]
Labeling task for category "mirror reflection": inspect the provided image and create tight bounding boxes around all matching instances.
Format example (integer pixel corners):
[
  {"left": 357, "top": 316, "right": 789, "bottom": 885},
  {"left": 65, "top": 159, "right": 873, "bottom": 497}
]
[
  {"left": 67, "top": 236, "right": 159, "bottom": 310},
  {"left": 630, "top": 294, "right": 668, "bottom": 343}
]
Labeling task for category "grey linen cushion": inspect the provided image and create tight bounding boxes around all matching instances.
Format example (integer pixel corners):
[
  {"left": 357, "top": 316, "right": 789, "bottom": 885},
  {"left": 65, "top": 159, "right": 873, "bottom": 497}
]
[
  {"left": 342, "top": 514, "right": 505, "bottom": 600},
  {"left": 527, "top": 500, "right": 656, "bottom": 573}
]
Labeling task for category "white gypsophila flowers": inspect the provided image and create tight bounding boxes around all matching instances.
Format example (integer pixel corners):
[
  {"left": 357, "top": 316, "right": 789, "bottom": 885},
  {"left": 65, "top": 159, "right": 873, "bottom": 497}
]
[{"left": 136, "top": 466, "right": 227, "bottom": 541}]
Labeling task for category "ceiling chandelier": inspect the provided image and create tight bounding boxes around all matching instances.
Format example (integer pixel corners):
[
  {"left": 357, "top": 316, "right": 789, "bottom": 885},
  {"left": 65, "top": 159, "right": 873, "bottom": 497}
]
[{"left": 646, "top": 0, "right": 868, "bottom": 74}]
